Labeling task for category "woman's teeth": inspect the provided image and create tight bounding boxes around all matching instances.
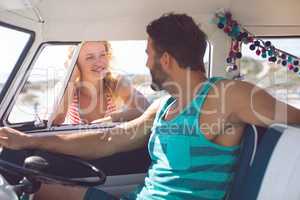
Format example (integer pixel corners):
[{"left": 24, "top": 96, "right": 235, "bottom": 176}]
[{"left": 92, "top": 67, "right": 104, "bottom": 72}]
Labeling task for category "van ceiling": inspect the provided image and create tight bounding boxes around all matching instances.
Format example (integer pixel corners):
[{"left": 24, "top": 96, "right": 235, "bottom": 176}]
[{"left": 0, "top": 0, "right": 300, "bottom": 40}]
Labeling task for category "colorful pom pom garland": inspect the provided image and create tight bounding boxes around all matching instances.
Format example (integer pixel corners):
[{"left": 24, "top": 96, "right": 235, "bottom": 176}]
[{"left": 213, "top": 10, "right": 300, "bottom": 76}]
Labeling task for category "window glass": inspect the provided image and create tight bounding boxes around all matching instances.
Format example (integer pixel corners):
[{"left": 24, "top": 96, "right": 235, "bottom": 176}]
[
  {"left": 8, "top": 44, "right": 77, "bottom": 123},
  {"left": 241, "top": 38, "right": 300, "bottom": 109},
  {"left": 0, "top": 24, "right": 31, "bottom": 94},
  {"left": 110, "top": 40, "right": 211, "bottom": 103}
]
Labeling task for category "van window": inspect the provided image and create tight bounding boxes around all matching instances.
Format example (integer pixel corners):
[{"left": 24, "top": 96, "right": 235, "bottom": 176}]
[
  {"left": 241, "top": 38, "right": 300, "bottom": 109},
  {"left": 7, "top": 40, "right": 211, "bottom": 124},
  {"left": 0, "top": 23, "right": 33, "bottom": 95},
  {"left": 110, "top": 40, "right": 211, "bottom": 103},
  {"left": 8, "top": 43, "right": 77, "bottom": 124}
]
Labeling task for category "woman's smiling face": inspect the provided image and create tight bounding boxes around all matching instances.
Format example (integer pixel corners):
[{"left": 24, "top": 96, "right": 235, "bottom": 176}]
[{"left": 77, "top": 41, "right": 110, "bottom": 81}]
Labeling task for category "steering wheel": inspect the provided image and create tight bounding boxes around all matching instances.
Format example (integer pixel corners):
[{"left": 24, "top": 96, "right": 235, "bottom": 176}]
[{"left": 0, "top": 151, "right": 106, "bottom": 189}]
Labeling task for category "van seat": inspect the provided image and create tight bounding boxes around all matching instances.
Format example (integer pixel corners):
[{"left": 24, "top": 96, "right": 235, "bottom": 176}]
[{"left": 228, "top": 124, "right": 300, "bottom": 200}]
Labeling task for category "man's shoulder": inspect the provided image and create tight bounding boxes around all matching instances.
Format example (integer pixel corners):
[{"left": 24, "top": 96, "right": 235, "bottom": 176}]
[
  {"left": 215, "top": 79, "right": 265, "bottom": 112},
  {"left": 206, "top": 78, "right": 260, "bottom": 108},
  {"left": 213, "top": 78, "right": 255, "bottom": 94}
]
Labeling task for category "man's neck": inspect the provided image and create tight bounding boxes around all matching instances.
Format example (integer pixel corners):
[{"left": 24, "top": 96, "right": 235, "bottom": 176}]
[{"left": 167, "top": 71, "right": 207, "bottom": 109}]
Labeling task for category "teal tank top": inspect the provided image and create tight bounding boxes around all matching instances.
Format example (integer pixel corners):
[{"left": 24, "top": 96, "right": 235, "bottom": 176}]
[{"left": 122, "top": 77, "right": 240, "bottom": 200}]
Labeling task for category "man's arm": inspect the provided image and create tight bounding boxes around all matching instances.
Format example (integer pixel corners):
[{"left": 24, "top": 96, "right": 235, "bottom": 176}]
[
  {"left": 0, "top": 99, "right": 161, "bottom": 160},
  {"left": 228, "top": 80, "right": 300, "bottom": 127}
]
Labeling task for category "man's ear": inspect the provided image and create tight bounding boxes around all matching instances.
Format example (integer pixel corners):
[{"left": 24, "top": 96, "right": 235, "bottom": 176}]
[{"left": 160, "top": 52, "right": 172, "bottom": 71}]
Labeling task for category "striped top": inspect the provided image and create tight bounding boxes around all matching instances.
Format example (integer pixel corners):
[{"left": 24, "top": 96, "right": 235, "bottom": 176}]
[
  {"left": 65, "top": 91, "right": 117, "bottom": 124},
  {"left": 122, "top": 77, "right": 240, "bottom": 200}
]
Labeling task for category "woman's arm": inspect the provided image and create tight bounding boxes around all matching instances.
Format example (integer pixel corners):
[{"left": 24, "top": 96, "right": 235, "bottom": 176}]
[{"left": 103, "top": 75, "right": 150, "bottom": 122}]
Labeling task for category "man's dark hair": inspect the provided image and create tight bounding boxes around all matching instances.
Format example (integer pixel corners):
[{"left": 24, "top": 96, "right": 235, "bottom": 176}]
[{"left": 146, "top": 13, "right": 207, "bottom": 72}]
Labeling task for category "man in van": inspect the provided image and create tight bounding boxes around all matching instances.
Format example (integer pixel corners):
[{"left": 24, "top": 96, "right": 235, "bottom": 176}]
[{"left": 0, "top": 13, "right": 300, "bottom": 200}]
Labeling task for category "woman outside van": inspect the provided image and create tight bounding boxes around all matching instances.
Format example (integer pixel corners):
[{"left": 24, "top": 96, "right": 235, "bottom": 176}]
[{"left": 53, "top": 41, "right": 150, "bottom": 125}]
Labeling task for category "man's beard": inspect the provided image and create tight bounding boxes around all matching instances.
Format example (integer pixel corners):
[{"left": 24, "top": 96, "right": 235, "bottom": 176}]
[{"left": 150, "top": 60, "right": 168, "bottom": 91}]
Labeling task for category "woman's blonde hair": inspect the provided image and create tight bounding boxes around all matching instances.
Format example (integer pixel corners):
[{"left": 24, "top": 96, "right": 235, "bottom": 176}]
[
  {"left": 66, "top": 41, "right": 119, "bottom": 98},
  {"left": 99, "top": 41, "right": 118, "bottom": 98}
]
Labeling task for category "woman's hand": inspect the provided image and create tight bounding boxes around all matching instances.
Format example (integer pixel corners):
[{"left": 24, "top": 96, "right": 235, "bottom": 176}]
[
  {"left": 0, "top": 127, "right": 32, "bottom": 150},
  {"left": 92, "top": 116, "right": 113, "bottom": 124}
]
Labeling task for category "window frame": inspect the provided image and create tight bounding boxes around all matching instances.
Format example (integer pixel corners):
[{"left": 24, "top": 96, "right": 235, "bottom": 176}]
[{"left": 2, "top": 41, "right": 79, "bottom": 131}]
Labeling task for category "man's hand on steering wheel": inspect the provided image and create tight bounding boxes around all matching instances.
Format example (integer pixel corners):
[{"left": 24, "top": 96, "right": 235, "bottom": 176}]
[{"left": 0, "top": 127, "right": 32, "bottom": 150}]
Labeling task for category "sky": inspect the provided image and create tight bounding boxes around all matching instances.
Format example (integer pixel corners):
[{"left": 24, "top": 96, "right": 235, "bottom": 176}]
[
  {"left": 110, "top": 40, "right": 149, "bottom": 75},
  {"left": 0, "top": 26, "right": 30, "bottom": 83}
]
